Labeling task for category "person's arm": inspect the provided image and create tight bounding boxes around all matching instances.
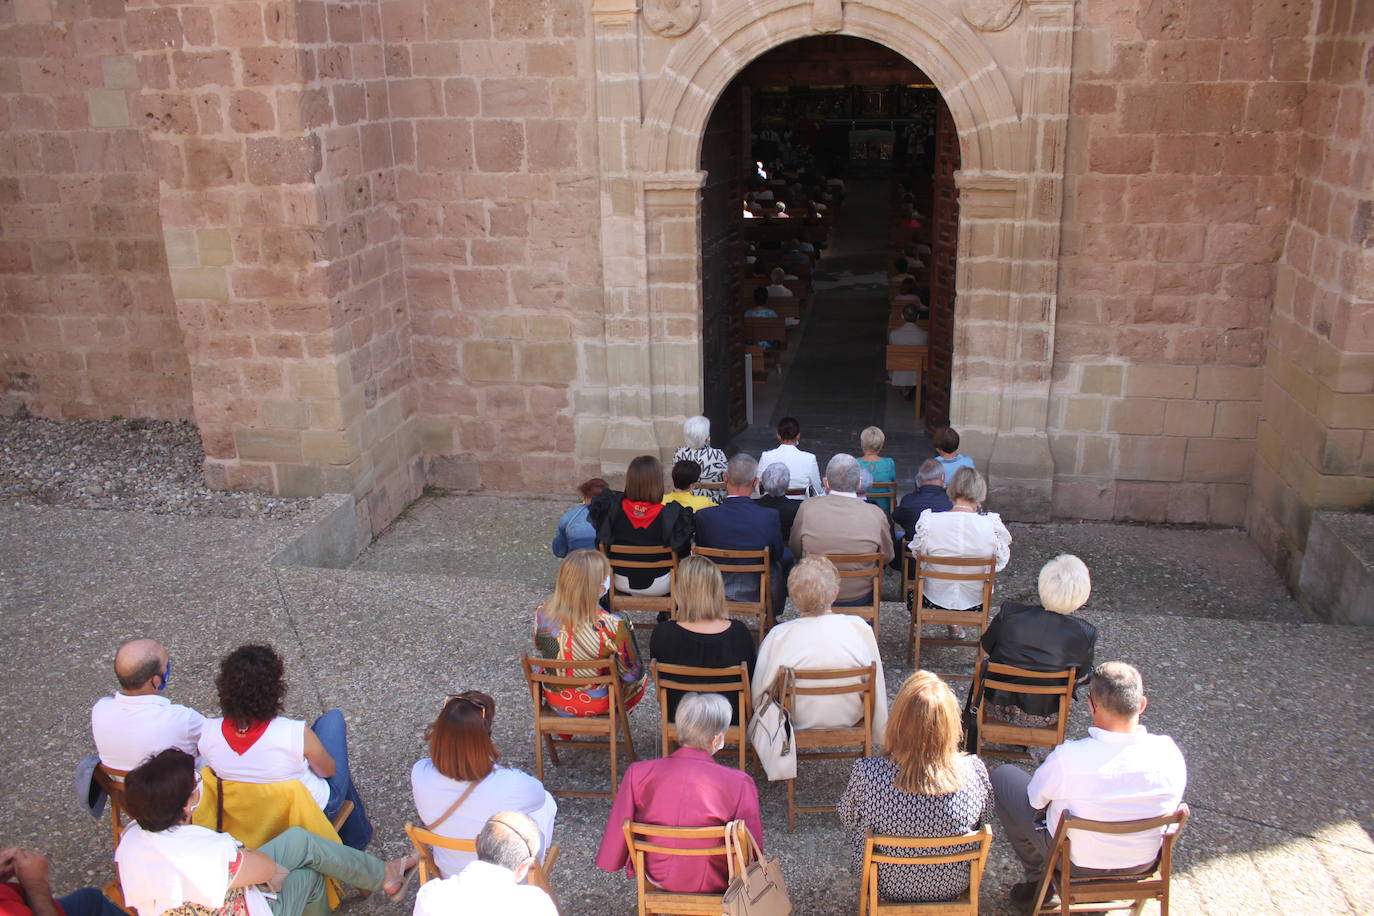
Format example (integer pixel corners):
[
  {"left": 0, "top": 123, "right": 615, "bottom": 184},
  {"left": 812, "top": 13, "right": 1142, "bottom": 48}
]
[
  {"left": 737, "top": 778, "right": 765, "bottom": 852},
  {"left": 980, "top": 605, "right": 1006, "bottom": 653},
  {"left": 866, "top": 634, "right": 888, "bottom": 746},
  {"left": 302, "top": 728, "right": 336, "bottom": 779},
  {"left": 992, "top": 517, "right": 1012, "bottom": 572},
  {"left": 9, "top": 849, "right": 59, "bottom": 916},
  {"left": 836, "top": 761, "right": 866, "bottom": 833},
  {"left": 786, "top": 502, "right": 805, "bottom": 557},
  {"left": 227, "top": 849, "right": 286, "bottom": 890},
  {"left": 551, "top": 513, "right": 570, "bottom": 558},
  {"left": 592, "top": 771, "right": 637, "bottom": 873},
  {"left": 807, "top": 457, "right": 823, "bottom": 497},
  {"left": 876, "top": 511, "right": 894, "bottom": 564}
]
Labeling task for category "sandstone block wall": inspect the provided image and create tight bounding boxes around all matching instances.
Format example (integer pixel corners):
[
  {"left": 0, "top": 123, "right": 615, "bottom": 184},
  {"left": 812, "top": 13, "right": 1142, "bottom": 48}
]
[
  {"left": 1049, "top": 0, "right": 1314, "bottom": 526},
  {"left": 0, "top": 0, "right": 191, "bottom": 420},
  {"left": 1248, "top": 0, "right": 1374, "bottom": 582}
]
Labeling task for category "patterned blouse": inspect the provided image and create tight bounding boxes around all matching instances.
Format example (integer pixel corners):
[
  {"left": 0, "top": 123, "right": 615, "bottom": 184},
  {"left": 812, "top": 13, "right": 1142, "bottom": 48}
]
[
  {"left": 837, "top": 754, "right": 992, "bottom": 904},
  {"left": 533, "top": 607, "right": 648, "bottom": 716},
  {"left": 673, "top": 445, "right": 728, "bottom": 503}
]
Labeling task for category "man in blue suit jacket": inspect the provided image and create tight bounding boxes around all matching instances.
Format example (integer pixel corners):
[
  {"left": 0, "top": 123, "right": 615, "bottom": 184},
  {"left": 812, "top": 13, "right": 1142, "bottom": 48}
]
[
  {"left": 694, "top": 453, "right": 788, "bottom": 617},
  {"left": 892, "top": 458, "right": 953, "bottom": 544}
]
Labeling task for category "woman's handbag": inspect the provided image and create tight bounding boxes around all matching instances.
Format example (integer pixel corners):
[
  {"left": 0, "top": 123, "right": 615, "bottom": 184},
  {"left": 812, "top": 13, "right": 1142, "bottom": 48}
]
[
  {"left": 722, "top": 819, "right": 792, "bottom": 916},
  {"left": 748, "top": 670, "right": 796, "bottom": 781}
]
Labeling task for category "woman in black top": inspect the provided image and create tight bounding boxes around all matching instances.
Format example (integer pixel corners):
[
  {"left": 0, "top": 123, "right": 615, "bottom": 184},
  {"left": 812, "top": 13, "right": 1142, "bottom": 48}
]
[
  {"left": 649, "top": 556, "right": 756, "bottom": 723},
  {"left": 588, "top": 455, "right": 695, "bottom": 595}
]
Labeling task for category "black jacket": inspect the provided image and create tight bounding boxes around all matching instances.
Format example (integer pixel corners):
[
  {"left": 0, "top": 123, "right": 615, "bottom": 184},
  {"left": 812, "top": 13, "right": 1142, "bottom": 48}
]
[
  {"left": 587, "top": 489, "right": 695, "bottom": 590},
  {"left": 755, "top": 493, "right": 801, "bottom": 542},
  {"left": 979, "top": 601, "right": 1097, "bottom": 717},
  {"left": 892, "top": 484, "right": 953, "bottom": 542}
]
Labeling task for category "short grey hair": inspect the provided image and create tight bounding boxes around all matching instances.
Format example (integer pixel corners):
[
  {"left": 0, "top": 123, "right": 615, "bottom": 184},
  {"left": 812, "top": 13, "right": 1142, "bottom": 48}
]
[
  {"left": 825, "top": 453, "right": 862, "bottom": 494},
  {"left": 476, "top": 811, "right": 541, "bottom": 871},
  {"left": 682, "top": 415, "right": 711, "bottom": 449},
  {"left": 856, "top": 468, "right": 873, "bottom": 497},
  {"left": 917, "top": 458, "right": 945, "bottom": 485},
  {"left": 1038, "top": 554, "right": 1091, "bottom": 614},
  {"left": 1090, "top": 662, "right": 1144, "bottom": 718},
  {"left": 761, "top": 462, "right": 790, "bottom": 497},
  {"left": 675, "top": 692, "right": 731, "bottom": 749},
  {"left": 860, "top": 426, "right": 885, "bottom": 453},
  {"left": 946, "top": 467, "right": 987, "bottom": 506},
  {"left": 727, "top": 453, "right": 758, "bottom": 487}
]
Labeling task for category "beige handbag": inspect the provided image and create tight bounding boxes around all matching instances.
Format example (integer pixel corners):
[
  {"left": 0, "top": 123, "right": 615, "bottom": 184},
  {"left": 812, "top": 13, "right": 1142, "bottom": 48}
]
[
  {"left": 748, "top": 669, "right": 796, "bottom": 781},
  {"left": 722, "top": 819, "right": 792, "bottom": 916}
]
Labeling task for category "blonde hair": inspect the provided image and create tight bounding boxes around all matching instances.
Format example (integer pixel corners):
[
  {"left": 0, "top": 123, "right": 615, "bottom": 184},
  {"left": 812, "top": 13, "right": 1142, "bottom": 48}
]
[
  {"left": 542, "top": 549, "right": 610, "bottom": 631},
  {"left": 674, "top": 556, "right": 726, "bottom": 623},
  {"left": 860, "top": 426, "right": 885, "bottom": 454},
  {"left": 788, "top": 556, "right": 839, "bottom": 615},
  {"left": 946, "top": 467, "right": 987, "bottom": 507},
  {"left": 1038, "top": 554, "right": 1091, "bottom": 614},
  {"left": 884, "top": 671, "right": 963, "bottom": 794}
]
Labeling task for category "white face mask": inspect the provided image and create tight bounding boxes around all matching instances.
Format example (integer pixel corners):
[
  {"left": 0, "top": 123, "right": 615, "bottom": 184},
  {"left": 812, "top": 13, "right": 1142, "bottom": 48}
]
[{"left": 602, "top": 576, "right": 612, "bottom": 594}]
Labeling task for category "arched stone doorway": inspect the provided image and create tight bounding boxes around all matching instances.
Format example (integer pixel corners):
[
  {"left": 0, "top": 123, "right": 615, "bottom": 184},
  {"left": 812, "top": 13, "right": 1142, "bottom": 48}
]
[{"left": 590, "top": 0, "right": 1075, "bottom": 519}]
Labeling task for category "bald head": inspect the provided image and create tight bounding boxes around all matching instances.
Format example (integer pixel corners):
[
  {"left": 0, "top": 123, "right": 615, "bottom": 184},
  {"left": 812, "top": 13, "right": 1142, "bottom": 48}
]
[
  {"left": 115, "top": 639, "right": 167, "bottom": 693},
  {"left": 477, "top": 811, "right": 542, "bottom": 873}
]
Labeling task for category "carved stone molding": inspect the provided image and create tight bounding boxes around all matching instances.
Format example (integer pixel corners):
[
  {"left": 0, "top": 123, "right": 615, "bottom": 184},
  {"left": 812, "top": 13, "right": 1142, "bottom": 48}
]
[
  {"left": 643, "top": 0, "right": 700, "bottom": 36},
  {"left": 811, "top": 0, "right": 843, "bottom": 33},
  {"left": 961, "top": 0, "right": 1023, "bottom": 31}
]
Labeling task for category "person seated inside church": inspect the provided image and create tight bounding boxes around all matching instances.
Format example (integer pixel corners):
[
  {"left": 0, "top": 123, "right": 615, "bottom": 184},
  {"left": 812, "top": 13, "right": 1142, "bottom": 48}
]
[
  {"left": 770, "top": 201, "right": 789, "bottom": 220},
  {"left": 662, "top": 460, "right": 715, "bottom": 513},
  {"left": 744, "top": 287, "right": 783, "bottom": 350},
  {"left": 889, "top": 258, "right": 915, "bottom": 290},
  {"left": 892, "top": 278, "right": 926, "bottom": 316},
  {"left": 781, "top": 242, "right": 811, "bottom": 269},
  {"left": 766, "top": 267, "right": 793, "bottom": 298},
  {"left": 887, "top": 306, "right": 928, "bottom": 398}
]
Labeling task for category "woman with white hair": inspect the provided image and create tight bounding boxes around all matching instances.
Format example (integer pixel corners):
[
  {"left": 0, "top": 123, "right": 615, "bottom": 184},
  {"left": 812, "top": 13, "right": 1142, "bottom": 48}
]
[
  {"left": 673, "top": 415, "right": 727, "bottom": 503},
  {"left": 755, "top": 461, "right": 801, "bottom": 540},
  {"left": 979, "top": 554, "right": 1097, "bottom": 735},
  {"left": 910, "top": 467, "right": 1011, "bottom": 614},
  {"left": 594, "top": 693, "right": 764, "bottom": 894}
]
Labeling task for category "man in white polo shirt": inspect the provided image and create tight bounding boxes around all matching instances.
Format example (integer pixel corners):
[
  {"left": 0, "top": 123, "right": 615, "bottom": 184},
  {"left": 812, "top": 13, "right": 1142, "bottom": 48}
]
[
  {"left": 991, "top": 661, "right": 1187, "bottom": 907},
  {"left": 91, "top": 638, "right": 205, "bottom": 772},
  {"left": 414, "top": 812, "right": 557, "bottom": 916}
]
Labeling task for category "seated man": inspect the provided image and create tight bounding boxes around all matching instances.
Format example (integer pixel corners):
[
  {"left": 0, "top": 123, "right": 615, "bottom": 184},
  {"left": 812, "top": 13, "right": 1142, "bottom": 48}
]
[
  {"left": 662, "top": 460, "right": 715, "bottom": 512},
  {"left": 765, "top": 267, "right": 793, "bottom": 298},
  {"left": 755, "top": 462, "right": 801, "bottom": 542},
  {"left": 991, "top": 662, "right": 1187, "bottom": 907},
  {"left": 889, "top": 257, "right": 915, "bottom": 289},
  {"left": 695, "top": 454, "right": 788, "bottom": 615},
  {"left": 0, "top": 847, "right": 124, "bottom": 916},
  {"left": 91, "top": 638, "right": 205, "bottom": 772},
  {"left": 414, "top": 813, "right": 556, "bottom": 916},
  {"left": 788, "top": 454, "right": 894, "bottom": 606},
  {"left": 892, "top": 459, "right": 951, "bottom": 544}
]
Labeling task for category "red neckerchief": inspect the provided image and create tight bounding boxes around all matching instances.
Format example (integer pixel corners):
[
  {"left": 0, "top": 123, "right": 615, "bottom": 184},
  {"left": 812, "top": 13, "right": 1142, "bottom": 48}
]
[
  {"left": 622, "top": 498, "right": 664, "bottom": 529},
  {"left": 222, "top": 719, "right": 270, "bottom": 754}
]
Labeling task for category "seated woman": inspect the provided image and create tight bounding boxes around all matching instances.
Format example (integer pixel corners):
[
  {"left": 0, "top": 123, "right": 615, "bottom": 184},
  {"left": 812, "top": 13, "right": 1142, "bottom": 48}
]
[
  {"left": 648, "top": 556, "right": 757, "bottom": 724},
  {"left": 857, "top": 425, "right": 897, "bottom": 514},
  {"left": 533, "top": 549, "right": 648, "bottom": 717},
  {"left": 411, "top": 691, "right": 556, "bottom": 878},
  {"left": 910, "top": 467, "right": 1011, "bottom": 616},
  {"left": 752, "top": 557, "right": 888, "bottom": 740},
  {"left": 980, "top": 554, "right": 1097, "bottom": 741},
  {"left": 551, "top": 477, "right": 607, "bottom": 558},
  {"left": 116, "top": 749, "right": 416, "bottom": 916},
  {"left": 588, "top": 455, "right": 694, "bottom": 598},
  {"left": 197, "top": 645, "right": 372, "bottom": 849},
  {"left": 838, "top": 672, "right": 992, "bottom": 905},
  {"left": 673, "top": 415, "right": 727, "bottom": 502},
  {"left": 593, "top": 693, "right": 763, "bottom": 894}
]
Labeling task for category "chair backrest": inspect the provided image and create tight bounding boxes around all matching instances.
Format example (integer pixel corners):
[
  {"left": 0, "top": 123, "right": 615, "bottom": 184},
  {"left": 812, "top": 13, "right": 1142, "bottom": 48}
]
[
  {"left": 694, "top": 480, "right": 727, "bottom": 492},
  {"left": 885, "top": 344, "right": 928, "bottom": 373},
  {"left": 622, "top": 819, "right": 748, "bottom": 911},
  {"left": 859, "top": 826, "right": 993, "bottom": 915},
  {"left": 913, "top": 553, "right": 997, "bottom": 609},
  {"left": 691, "top": 544, "right": 772, "bottom": 635},
  {"left": 824, "top": 552, "right": 884, "bottom": 625},
  {"left": 405, "top": 821, "right": 560, "bottom": 898},
  {"left": 93, "top": 764, "right": 130, "bottom": 849},
  {"left": 601, "top": 543, "right": 679, "bottom": 620},
  {"left": 1047, "top": 806, "right": 1190, "bottom": 913},
  {"left": 785, "top": 486, "right": 809, "bottom": 497},
  {"left": 783, "top": 663, "right": 877, "bottom": 752},
  {"left": 866, "top": 481, "right": 897, "bottom": 506},
  {"left": 522, "top": 655, "right": 620, "bottom": 708},
  {"left": 651, "top": 660, "right": 752, "bottom": 768}
]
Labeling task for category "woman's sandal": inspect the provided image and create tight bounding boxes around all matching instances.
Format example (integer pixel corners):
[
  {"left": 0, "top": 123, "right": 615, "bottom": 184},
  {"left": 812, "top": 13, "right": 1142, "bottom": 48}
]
[{"left": 383, "top": 854, "right": 420, "bottom": 902}]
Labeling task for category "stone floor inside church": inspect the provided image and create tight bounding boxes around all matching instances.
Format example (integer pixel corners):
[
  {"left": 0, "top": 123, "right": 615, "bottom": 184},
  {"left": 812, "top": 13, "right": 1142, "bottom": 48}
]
[{"left": 4, "top": 490, "right": 1371, "bottom": 914}]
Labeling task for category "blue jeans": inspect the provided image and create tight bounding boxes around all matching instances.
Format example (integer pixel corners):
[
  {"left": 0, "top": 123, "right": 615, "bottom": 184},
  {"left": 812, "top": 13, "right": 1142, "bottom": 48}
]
[
  {"left": 57, "top": 888, "right": 126, "bottom": 916},
  {"left": 311, "top": 710, "right": 372, "bottom": 850}
]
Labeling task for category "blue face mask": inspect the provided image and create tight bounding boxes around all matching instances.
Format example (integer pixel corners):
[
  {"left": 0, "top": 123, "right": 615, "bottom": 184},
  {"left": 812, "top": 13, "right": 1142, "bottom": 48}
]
[{"left": 159, "top": 659, "right": 171, "bottom": 692}]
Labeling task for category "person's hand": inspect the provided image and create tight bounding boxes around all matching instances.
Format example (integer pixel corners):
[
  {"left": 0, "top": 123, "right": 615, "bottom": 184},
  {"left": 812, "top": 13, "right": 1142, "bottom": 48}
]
[
  {"left": 265, "top": 864, "right": 289, "bottom": 894},
  {"left": 11, "top": 849, "right": 51, "bottom": 890},
  {"left": 0, "top": 846, "right": 19, "bottom": 882}
]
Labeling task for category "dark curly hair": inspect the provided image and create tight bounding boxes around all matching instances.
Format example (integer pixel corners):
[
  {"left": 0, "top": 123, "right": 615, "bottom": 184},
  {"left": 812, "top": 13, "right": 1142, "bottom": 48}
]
[
  {"left": 124, "top": 748, "right": 197, "bottom": 833},
  {"left": 216, "top": 643, "right": 287, "bottom": 727}
]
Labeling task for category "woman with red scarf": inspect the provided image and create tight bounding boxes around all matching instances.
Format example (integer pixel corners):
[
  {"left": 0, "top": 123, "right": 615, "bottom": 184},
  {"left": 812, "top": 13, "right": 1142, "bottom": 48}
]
[
  {"left": 197, "top": 644, "right": 373, "bottom": 849},
  {"left": 588, "top": 455, "right": 695, "bottom": 597}
]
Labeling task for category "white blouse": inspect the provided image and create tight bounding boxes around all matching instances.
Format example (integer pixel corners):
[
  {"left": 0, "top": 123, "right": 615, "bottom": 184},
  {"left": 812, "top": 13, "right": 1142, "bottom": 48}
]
[
  {"left": 910, "top": 509, "right": 1012, "bottom": 610},
  {"left": 198, "top": 717, "right": 330, "bottom": 811},
  {"left": 411, "top": 759, "right": 557, "bottom": 878},
  {"left": 116, "top": 823, "right": 270, "bottom": 916},
  {"left": 757, "top": 443, "right": 824, "bottom": 499}
]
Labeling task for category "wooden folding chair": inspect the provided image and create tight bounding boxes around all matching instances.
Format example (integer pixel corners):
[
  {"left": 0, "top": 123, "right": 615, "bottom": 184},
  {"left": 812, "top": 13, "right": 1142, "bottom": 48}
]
[
  {"left": 858, "top": 826, "right": 993, "bottom": 915},
  {"left": 1032, "top": 806, "right": 1190, "bottom": 916},
  {"left": 826, "top": 552, "right": 884, "bottom": 641},
  {"left": 521, "top": 655, "right": 636, "bottom": 798},
  {"left": 866, "top": 480, "right": 897, "bottom": 514},
  {"left": 622, "top": 819, "right": 749, "bottom": 916},
  {"left": 886, "top": 345, "right": 929, "bottom": 420},
  {"left": 601, "top": 543, "right": 678, "bottom": 630},
  {"left": 651, "top": 660, "right": 752, "bottom": 771},
  {"left": 92, "top": 764, "right": 130, "bottom": 849},
  {"left": 908, "top": 553, "right": 998, "bottom": 679},
  {"left": 782, "top": 663, "right": 877, "bottom": 832},
  {"left": 404, "top": 821, "right": 561, "bottom": 908},
  {"left": 691, "top": 544, "right": 773, "bottom": 640},
  {"left": 974, "top": 663, "right": 1076, "bottom": 762},
  {"left": 786, "top": 486, "right": 810, "bottom": 497}
]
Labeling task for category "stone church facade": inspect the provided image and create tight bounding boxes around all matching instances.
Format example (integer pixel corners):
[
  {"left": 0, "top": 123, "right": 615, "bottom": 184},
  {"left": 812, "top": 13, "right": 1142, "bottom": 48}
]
[{"left": 0, "top": 0, "right": 1370, "bottom": 584}]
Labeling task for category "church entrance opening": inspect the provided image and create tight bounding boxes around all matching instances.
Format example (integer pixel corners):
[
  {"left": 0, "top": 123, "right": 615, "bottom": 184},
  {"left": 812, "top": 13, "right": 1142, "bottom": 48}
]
[{"left": 696, "top": 36, "right": 961, "bottom": 466}]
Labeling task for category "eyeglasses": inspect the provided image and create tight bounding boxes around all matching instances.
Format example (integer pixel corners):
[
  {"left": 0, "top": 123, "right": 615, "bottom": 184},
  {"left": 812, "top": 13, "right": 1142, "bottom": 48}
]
[
  {"left": 445, "top": 693, "right": 488, "bottom": 717},
  {"left": 490, "top": 817, "right": 535, "bottom": 862}
]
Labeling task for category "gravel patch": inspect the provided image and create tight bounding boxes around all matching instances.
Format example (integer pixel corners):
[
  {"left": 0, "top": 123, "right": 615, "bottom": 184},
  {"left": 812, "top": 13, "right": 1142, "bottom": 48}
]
[{"left": 0, "top": 415, "right": 316, "bottom": 519}]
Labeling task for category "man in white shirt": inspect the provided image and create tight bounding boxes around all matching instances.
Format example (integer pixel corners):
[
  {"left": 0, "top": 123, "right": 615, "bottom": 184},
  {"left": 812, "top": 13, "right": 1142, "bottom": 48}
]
[
  {"left": 992, "top": 662, "right": 1187, "bottom": 906},
  {"left": 414, "top": 812, "right": 557, "bottom": 916},
  {"left": 758, "top": 417, "right": 823, "bottom": 499},
  {"left": 91, "top": 639, "right": 205, "bottom": 772}
]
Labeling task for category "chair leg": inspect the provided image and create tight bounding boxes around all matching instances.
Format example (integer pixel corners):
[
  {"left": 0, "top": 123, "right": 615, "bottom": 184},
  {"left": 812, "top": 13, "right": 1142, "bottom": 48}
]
[
  {"left": 786, "top": 779, "right": 796, "bottom": 834},
  {"left": 609, "top": 717, "right": 619, "bottom": 796}
]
